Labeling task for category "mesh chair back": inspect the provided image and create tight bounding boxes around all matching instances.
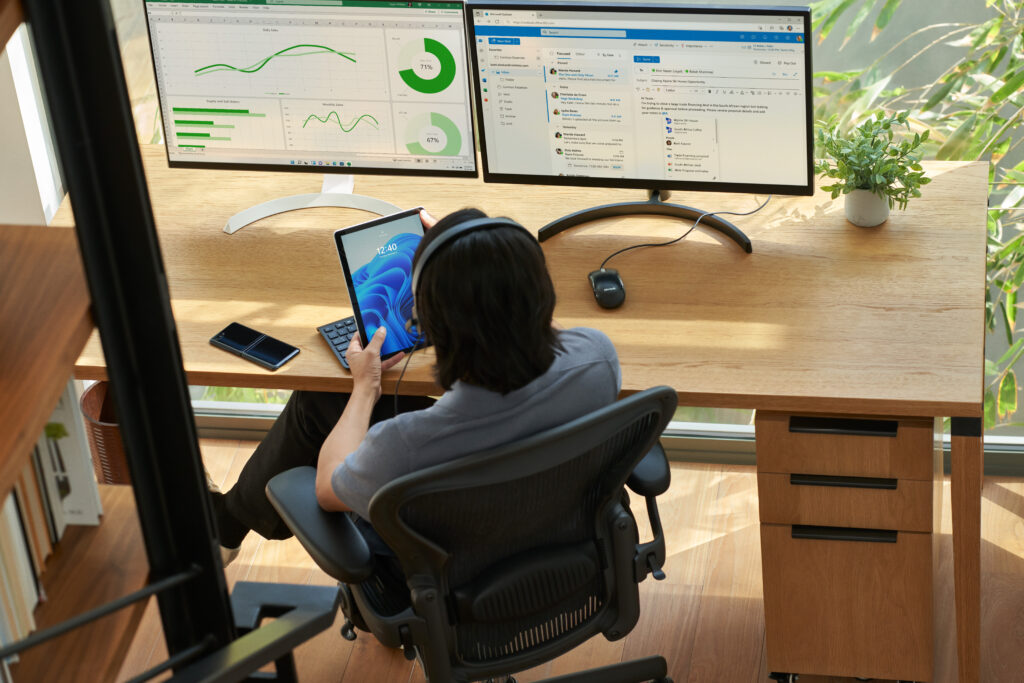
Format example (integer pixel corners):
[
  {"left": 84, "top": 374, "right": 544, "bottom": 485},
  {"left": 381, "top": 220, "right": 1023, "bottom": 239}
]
[{"left": 367, "top": 386, "right": 677, "bottom": 671}]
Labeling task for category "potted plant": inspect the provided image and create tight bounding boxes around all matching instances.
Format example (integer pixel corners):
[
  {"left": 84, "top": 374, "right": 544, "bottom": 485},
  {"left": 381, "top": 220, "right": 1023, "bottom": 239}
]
[{"left": 815, "top": 111, "right": 931, "bottom": 227}]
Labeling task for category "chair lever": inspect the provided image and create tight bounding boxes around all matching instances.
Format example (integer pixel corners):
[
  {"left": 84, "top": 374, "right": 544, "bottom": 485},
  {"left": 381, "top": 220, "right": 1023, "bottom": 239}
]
[
  {"left": 646, "top": 554, "right": 666, "bottom": 581},
  {"left": 399, "top": 625, "right": 416, "bottom": 661}
]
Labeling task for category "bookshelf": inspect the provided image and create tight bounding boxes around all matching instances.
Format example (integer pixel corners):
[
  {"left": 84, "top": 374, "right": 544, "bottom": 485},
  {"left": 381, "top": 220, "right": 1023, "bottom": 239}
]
[
  {"left": 0, "top": 0, "right": 20, "bottom": 51},
  {"left": 11, "top": 486, "right": 149, "bottom": 682},
  {"left": 0, "top": 225, "right": 150, "bottom": 680},
  {"left": 0, "top": 226, "right": 92, "bottom": 499}
]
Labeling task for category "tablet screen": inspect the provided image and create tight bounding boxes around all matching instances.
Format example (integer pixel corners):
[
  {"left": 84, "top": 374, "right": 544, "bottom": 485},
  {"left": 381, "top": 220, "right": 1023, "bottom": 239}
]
[{"left": 336, "top": 209, "right": 426, "bottom": 357}]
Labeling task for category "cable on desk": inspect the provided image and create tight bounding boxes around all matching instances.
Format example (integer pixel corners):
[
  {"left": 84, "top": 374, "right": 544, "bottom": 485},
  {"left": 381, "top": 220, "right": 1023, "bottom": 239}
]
[{"left": 598, "top": 194, "right": 773, "bottom": 270}]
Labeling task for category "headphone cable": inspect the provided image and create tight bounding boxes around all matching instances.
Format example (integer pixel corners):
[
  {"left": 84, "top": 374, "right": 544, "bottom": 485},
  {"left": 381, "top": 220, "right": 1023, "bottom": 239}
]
[
  {"left": 599, "top": 194, "right": 773, "bottom": 270},
  {"left": 393, "top": 344, "right": 416, "bottom": 417}
]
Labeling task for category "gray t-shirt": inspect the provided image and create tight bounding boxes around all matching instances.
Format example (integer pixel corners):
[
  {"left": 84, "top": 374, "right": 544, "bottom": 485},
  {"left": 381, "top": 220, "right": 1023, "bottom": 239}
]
[{"left": 331, "top": 327, "right": 622, "bottom": 519}]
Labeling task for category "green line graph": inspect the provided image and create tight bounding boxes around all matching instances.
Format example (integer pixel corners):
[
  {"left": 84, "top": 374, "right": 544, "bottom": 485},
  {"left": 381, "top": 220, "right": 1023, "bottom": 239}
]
[
  {"left": 194, "top": 44, "right": 356, "bottom": 76},
  {"left": 302, "top": 112, "right": 380, "bottom": 132}
]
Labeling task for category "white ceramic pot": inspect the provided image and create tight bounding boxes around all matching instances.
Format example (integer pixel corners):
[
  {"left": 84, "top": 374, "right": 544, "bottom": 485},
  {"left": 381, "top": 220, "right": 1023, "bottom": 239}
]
[{"left": 844, "top": 189, "right": 890, "bottom": 227}]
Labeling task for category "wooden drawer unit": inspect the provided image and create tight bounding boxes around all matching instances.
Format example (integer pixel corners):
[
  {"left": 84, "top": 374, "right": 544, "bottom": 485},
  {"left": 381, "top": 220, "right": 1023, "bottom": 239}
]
[
  {"left": 755, "top": 412, "right": 935, "bottom": 480},
  {"left": 761, "top": 523, "right": 935, "bottom": 681},
  {"left": 756, "top": 412, "right": 943, "bottom": 681},
  {"left": 757, "top": 472, "right": 934, "bottom": 532}
]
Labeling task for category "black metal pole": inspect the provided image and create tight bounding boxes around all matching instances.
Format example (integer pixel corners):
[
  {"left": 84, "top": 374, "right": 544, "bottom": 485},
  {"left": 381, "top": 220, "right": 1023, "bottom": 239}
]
[
  {"left": 0, "top": 568, "right": 202, "bottom": 661},
  {"left": 22, "top": 0, "right": 236, "bottom": 659}
]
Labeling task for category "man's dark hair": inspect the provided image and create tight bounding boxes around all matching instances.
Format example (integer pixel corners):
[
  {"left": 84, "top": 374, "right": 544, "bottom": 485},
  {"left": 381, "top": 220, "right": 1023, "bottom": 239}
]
[{"left": 413, "top": 208, "right": 562, "bottom": 394}]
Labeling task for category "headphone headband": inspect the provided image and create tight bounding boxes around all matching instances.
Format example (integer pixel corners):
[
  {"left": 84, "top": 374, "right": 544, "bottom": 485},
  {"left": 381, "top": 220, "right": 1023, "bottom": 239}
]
[{"left": 410, "top": 216, "right": 535, "bottom": 296}]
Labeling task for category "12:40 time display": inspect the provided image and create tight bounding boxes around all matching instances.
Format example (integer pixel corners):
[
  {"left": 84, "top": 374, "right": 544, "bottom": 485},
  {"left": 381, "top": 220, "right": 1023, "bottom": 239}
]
[{"left": 376, "top": 242, "right": 398, "bottom": 256}]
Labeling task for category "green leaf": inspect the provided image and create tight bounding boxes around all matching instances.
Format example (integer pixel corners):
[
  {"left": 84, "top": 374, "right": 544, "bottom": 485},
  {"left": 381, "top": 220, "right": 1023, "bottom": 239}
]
[
  {"left": 999, "top": 370, "right": 1018, "bottom": 417},
  {"left": 818, "top": 0, "right": 858, "bottom": 43},
  {"left": 1009, "top": 289, "right": 1018, "bottom": 330},
  {"left": 874, "top": 0, "right": 902, "bottom": 35},
  {"left": 922, "top": 80, "right": 957, "bottom": 112},
  {"left": 1010, "top": 262, "right": 1024, "bottom": 292},
  {"left": 1001, "top": 301, "right": 1013, "bottom": 345},
  {"left": 996, "top": 337, "right": 1024, "bottom": 366},
  {"left": 1003, "top": 185, "right": 1024, "bottom": 210},
  {"left": 986, "top": 358, "right": 999, "bottom": 377},
  {"left": 44, "top": 422, "right": 68, "bottom": 440},
  {"left": 936, "top": 114, "right": 978, "bottom": 160},
  {"left": 991, "top": 69, "right": 1024, "bottom": 104},
  {"left": 996, "top": 232, "right": 1024, "bottom": 260},
  {"left": 842, "top": 0, "right": 879, "bottom": 48},
  {"left": 815, "top": 70, "right": 862, "bottom": 82},
  {"left": 984, "top": 388, "right": 997, "bottom": 429}
]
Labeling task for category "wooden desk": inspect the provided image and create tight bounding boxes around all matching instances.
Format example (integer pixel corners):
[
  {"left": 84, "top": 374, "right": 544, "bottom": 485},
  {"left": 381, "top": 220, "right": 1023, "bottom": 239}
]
[{"left": 54, "top": 147, "right": 987, "bottom": 681}]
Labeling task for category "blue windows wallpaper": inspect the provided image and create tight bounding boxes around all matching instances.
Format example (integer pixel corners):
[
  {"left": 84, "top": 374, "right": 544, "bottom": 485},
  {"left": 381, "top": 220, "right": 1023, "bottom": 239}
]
[{"left": 350, "top": 232, "right": 424, "bottom": 356}]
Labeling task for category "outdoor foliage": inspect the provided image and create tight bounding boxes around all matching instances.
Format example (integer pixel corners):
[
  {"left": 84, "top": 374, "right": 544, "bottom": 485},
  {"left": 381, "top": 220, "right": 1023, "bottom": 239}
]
[
  {"left": 815, "top": 111, "right": 931, "bottom": 209},
  {"left": 811, "top": 0, "right": 1024, "bottom": 429},
  {"left": 199, "top": 386, "right": 292, "bottom": 404}
]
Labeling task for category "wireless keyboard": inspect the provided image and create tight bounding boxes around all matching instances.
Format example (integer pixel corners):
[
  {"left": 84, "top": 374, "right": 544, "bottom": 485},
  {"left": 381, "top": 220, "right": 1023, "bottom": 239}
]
[{"left": 317, "top": 316, "right": 358, "bottom": 370}]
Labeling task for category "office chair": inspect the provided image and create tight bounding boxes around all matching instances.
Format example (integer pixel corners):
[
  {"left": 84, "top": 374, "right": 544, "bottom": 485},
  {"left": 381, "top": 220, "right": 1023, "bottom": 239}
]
[{"left": 266, "top": 385, "right": 678, "bottom": 683}]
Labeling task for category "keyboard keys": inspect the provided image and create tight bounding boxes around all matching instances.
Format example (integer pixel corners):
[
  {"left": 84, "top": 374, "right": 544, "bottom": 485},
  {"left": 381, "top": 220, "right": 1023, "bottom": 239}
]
[{"left": 319, "top": 315, "right": 356, "bottom": 370}]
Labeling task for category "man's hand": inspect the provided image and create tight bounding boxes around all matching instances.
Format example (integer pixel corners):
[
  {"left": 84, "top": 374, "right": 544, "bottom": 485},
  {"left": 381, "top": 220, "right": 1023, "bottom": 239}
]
[
  {"left": 346, "top": 327, "right": 405, "bottom": 402},
  {"left": 420, "top": 209, "right": 438, "bottom": 230}
]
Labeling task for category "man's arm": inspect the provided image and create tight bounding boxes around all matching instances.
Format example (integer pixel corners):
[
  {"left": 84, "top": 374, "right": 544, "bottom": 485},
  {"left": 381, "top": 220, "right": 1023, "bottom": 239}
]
[
  {"left": 316, "top": 209, "right": 435, "bottom": 511},
  {"left": 315, "top": 326, "right": 402, "bottom": 511}
]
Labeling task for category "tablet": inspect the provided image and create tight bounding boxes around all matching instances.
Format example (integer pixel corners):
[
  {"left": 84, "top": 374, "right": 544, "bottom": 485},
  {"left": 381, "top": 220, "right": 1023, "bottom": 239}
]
[{"left": 334, "top": 208, "right": 427, "bottom": 359}]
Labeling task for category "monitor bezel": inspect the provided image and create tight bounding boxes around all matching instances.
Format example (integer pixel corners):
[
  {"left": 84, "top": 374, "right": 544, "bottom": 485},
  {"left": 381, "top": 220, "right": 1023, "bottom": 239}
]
[
  {"left": 142, "top": 0, "right": 480, "bottom": 179},
  {"left": 465, "top": 1, "right": 814, "bottom": 195}
]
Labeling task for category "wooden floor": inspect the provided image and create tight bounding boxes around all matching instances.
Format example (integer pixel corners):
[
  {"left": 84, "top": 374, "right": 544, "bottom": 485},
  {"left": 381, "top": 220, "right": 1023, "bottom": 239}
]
[{"left": 53, "top": 439, "right": 1024, "bottom": 682}]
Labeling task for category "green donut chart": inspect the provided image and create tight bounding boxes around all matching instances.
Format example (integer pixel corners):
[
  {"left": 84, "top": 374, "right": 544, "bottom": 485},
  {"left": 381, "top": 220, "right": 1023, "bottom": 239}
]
[
  {"left": 405, "top": 112, "right": 462, "bottom": 156},
  {"left": 398, "top": 38, "right": 457, "bottom": 94}
]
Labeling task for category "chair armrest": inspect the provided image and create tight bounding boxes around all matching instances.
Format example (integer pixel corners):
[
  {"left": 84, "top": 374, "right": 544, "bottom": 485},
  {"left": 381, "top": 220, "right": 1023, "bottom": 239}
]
[
  {"left": 626, "top": 442, "right": 670, "bottom": 497},
  {"left": 266, "top": 466, "right": 374, "bottom": 584}
]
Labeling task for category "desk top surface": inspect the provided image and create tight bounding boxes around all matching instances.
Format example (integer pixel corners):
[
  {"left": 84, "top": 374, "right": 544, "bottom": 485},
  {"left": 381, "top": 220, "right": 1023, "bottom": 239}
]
[{"left": 57, "top": 147, "right": 987, "bottom": 417}]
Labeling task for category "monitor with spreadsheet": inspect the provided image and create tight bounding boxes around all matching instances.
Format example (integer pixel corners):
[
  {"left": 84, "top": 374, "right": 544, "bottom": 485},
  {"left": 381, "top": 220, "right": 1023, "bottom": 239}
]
[
  {"left": 466, "top": 2, "right": 813, "bottom": 195},
  {"left": 143, "top": 0, "right": 477, "bottom": 177}
]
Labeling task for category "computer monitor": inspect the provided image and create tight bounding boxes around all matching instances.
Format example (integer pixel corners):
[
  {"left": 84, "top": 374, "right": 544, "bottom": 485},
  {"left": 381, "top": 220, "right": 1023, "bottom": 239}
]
[
  {"left": 466, "top": 2, "right": 812, "bottom": 245},
  {"left": 143, "top": 0, "right": 478, "bottom": 231}
]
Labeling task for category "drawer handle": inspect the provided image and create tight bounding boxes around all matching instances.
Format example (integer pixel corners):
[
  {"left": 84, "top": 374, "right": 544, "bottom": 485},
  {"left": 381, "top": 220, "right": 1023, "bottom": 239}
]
[
  {"left": 790, "top": 473, "right": 897, "bottom": 490},
  {"left": 791, "top": 525, "right": 897, "bottom": 543},
  {"left": 788, "top": 416, "right": 898, "bottom": 437}
]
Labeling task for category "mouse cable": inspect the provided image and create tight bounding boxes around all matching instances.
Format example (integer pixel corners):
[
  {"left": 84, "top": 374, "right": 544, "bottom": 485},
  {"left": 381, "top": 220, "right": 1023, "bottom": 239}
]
[
  {"left": 598, "top": 194, "right": 773, "bottom": 271},
  {"left": 393, "top": 344, "right": 417, "bottom": 417}
]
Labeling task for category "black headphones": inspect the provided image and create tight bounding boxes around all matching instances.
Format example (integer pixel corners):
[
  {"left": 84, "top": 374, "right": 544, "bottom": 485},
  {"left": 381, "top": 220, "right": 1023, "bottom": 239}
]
[{"left": 406, "top": 216, "right": 536, "bottom": 335}]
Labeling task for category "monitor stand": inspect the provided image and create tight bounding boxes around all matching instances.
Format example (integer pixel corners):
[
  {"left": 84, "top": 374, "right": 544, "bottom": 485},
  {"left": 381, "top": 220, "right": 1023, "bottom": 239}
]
[
  {"left": 536, "top": 189, "right": 752, "bottom": 253},
  {"left": 223, "top": 174, "right": 401, "bottom": 234}
]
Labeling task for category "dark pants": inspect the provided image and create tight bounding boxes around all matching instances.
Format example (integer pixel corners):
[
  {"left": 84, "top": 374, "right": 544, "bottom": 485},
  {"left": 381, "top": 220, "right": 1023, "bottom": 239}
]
[{"left": 223, "top": 389, "right": 435, "bottom": 541}]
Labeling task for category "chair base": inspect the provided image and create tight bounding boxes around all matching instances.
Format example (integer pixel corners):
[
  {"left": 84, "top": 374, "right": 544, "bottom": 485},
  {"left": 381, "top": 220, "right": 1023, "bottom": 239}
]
[{"left": 532, "top": 655, "right": 670, "bottom": 683}]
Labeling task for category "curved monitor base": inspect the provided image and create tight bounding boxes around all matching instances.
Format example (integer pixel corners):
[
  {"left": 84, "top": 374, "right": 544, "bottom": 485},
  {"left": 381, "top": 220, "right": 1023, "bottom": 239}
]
[
  {"left": 223, "top": 193, "right": 402, "bottom": 234},
  {"left": 537, "top": 189, "right": 752, "bottom": 253}
]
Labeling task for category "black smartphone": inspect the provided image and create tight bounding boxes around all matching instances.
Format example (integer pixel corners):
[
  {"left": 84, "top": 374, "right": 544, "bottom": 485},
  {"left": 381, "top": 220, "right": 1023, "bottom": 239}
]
[{"left": 210, "top": 322, "right": 299, "bottom": 371}]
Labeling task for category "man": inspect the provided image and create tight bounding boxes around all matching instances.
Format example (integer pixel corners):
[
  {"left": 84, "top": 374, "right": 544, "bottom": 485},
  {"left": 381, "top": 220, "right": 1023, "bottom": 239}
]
[{"left": 210, "top": 208, "right": 621, "bottom": 565}]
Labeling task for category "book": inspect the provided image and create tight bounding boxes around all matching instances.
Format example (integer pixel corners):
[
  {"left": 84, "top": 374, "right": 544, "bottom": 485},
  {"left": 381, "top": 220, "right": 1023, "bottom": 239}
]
[
  {"left": 43, "top": 381, "right": 102, "bottom": 525},
  {"left": 33, "top": 436, "right": 66, "bottom": 543},
  {"left": 0, "top": 507, "right": 28, "bottom": 641},
  {"left": 0, "top": 497, "right": 36, "bottom": 636},
  {"left": 10, "top": 493, "right": 44, "bottom": 603},
  {"left": 11, "top": 480, "right": 41, "bottom": 575},
  {"left": 16, "top": 463, "right": 51, "bottom": 574}
]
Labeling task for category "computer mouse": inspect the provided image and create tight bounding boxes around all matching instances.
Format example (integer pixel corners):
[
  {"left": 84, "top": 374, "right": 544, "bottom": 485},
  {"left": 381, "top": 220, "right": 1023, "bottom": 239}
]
[{"left": 588, "top": 268, "right": 626, "bottom": 309}]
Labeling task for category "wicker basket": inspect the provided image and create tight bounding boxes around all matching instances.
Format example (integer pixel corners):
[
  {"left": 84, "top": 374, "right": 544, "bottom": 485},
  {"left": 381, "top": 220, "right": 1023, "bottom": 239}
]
[{"left": 80, "top": 381, "right": 131, "bottom": 485}]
